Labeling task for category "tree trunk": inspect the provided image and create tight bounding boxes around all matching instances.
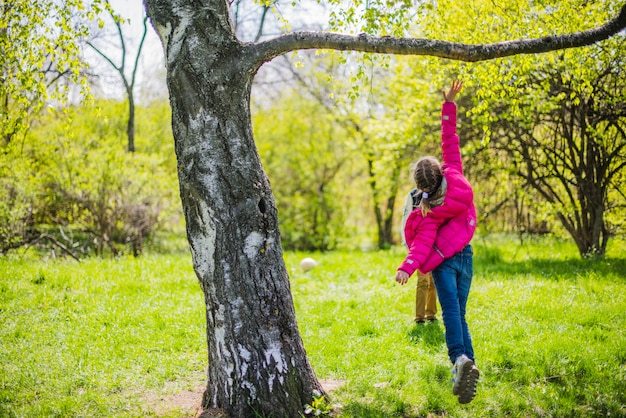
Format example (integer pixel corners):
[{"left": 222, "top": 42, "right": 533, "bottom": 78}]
[
  {"left": 127, "top": 85, "right": 135, "bottom": 153},
  {"left": 144, "top": 1, "right": 323, "bottom": 416}
]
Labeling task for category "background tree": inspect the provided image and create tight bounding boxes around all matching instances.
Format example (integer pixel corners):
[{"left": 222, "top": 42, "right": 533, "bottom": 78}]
[
  {"left": 253, "top": 89, "right": 357, "bottom": 251},
  {"left": 142, "top": 0, "right": 626, "bottom": 416},
  {"left": 281, "top": 52, "right": 439, "bottom": 249},
  {"left": 0, "top": 0, "right": 107, "bottom": 253},
  {"left": 416, "top": 0, "right": 626, "bottom": 256},
  {"left": 87, "top": 2, "right": 150, "bottom": 153},
  {"left": 0, "top": 0, "right": 104, "bottom": 144},
  {"left": 476, "top": 46, "right": 626, "bottom": 256},
  {"left": 0, "top": 98, "right": 177, "bottom": 257}
]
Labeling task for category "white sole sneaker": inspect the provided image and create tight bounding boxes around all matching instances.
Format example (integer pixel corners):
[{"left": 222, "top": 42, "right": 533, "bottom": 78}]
[
  {"left": 457, "top": 365, "right": 479, "bottom": 404},
  {"left": 452, "top": 355, "right": 474, "bottom": 396}
]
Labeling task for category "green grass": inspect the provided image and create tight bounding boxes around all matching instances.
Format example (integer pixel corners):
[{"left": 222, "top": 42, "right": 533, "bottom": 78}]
[
  {"left": 0, "top": 255, "right": 206, "bottom": 417},
  {"left": 1, "top": 234, "right": 625, "bottom": 417}
]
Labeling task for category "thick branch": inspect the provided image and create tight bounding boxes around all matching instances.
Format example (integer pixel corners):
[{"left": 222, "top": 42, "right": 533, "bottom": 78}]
[{"left": 251, "top": 3, "right": 626, "bottom": 64}]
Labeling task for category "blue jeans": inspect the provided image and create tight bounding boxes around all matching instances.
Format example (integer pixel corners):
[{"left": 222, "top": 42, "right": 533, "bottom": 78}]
[{"left": 432, "top": 245, "right": 474, "bottom": 364}]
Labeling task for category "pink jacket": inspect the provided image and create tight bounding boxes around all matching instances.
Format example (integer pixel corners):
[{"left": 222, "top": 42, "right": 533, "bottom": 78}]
[{"left": 398, "top": 102, "right": 477, "bottom": 276}]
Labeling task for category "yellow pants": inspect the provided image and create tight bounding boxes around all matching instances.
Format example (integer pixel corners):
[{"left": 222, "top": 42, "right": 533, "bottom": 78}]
[{"left": 415, "top": 272, "right": 437, "bottom": 322}]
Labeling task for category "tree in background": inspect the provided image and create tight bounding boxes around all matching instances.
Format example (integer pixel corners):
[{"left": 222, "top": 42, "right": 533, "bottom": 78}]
[
  {"left": 477, "top": 46, "right": 625, "bottom": 257},
  {"left": 143, "top": 0, "right": 626, "bottom": 415},
  {"left": 87, "top": 2, "right": 150, "bottom": 153},
  {"left": 279, "top": 52, "right": 440, "bottom": 249},
  {"left": 253, "top": 90, "right": 358, "bottom": 251},
  {"left": 416, "top": 0, "right": 626, "bottom": 257},
  {"left": 0, "top": 0, "right": 108, "bottom": 253},
  {"left": 0, "top": 99, "right": 177, "bottom": 257},
  {"left": 0, "top": 0, "right": 107, "bottom": 144}
]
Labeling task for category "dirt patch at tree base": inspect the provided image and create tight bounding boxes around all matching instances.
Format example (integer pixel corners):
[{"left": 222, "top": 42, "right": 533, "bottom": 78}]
[{"left": 148, "top": 378, "right": 345, "bottom": 417}]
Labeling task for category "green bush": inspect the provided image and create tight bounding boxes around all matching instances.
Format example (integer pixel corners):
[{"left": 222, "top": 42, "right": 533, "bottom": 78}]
[{"left": 0, "top": 100, "right": 181, "bottom": 257}]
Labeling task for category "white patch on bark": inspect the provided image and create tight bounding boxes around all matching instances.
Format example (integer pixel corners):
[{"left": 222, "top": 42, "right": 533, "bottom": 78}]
[
  {"left": 244, "top": 231, "right": 264, "bottom": 259},
  {"left": 213, "top": 305, "right": 226, "bottom": 360},
  {"left": 153, "top": 22, "right": 171, "bottom": 56},
  {"left": 185, "top": 113, "right": 224, "bottom": 198},
  {"left": 213, "top": 305, "right": 235, "bottom": 398},
  {"left": 167, "top": 7, "right": 193, "bottom": 65},
  {"left": 231, "top": 297, "right": 244, "bottom": 332},
  {"left": 238, "top": 344, "right": 252, "bottom": 362},
  {"left": 238, "top": 344, "right": 256, "bottom": 398},
  {"left": 264, "top": 341, "right": 287, "bottom": 391},
  {"left": 188, "top": 199, "right": 216, "bottom": 281},
  {"left": 241, "top": 381, "right": 257, "bottom": 400}
]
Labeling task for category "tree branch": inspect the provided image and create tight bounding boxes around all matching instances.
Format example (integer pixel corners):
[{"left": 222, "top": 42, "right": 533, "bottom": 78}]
[
  {"left": 131, "top": 16, "right": 149, "bottom": 90},
  {"left": 251, "top": 3, "right": 626, "bottom": 65}
]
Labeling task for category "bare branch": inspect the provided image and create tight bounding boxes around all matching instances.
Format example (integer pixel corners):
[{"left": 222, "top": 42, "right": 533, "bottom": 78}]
[
  {"left": 250, "top": 4, "right": 626, "bottom": 65},
  {"left": 131, "top": 16, "right": 150, "bottom": 90},
  {"left": 254, "top": 5, "right": 270, "bottom": 43}
]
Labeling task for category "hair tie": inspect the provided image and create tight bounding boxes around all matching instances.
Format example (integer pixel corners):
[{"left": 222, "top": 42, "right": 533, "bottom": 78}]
[{"left": 422, "top": 192, "right": 429, "bottom": 199}]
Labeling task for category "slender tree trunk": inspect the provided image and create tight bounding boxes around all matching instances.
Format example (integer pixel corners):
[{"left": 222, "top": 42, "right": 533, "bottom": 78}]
[
  {"left": 145, "top": 1, "right": 323, "bottom": 416},
  {"left": 127, "top": 85, "right": 135, "bottom": 153}
]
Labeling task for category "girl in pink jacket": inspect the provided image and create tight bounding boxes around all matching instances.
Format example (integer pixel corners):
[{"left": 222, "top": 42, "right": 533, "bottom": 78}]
[{"left": 395, "top": 81, "right": 479, "bottom": 404}]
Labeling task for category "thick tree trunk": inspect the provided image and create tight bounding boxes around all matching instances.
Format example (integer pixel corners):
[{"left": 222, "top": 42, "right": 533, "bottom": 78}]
[{"left": 144, "top": 1, "right": 323, "bottom": 416}]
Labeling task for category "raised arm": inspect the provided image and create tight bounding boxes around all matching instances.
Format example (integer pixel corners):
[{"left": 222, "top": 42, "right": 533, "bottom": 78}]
[
  {"left": 441, "top": 81, "right": 463, "bottom": 174},
  {"left": 442, "top": 80, "right": 463, "bottom": 102}
]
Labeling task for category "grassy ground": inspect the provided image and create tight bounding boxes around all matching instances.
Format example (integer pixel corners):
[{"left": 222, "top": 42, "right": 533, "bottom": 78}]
[{"left": 1, "top": 234, "right": 625, "bottom": 417}]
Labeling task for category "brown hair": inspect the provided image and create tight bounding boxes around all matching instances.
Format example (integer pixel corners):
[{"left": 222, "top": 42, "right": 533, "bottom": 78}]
[{"left": 413, "top": 156, "right": 443, "bottom": 216}]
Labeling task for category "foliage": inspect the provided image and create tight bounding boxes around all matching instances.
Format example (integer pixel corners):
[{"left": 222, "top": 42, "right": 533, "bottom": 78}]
[
  {"left": 409, "top": 0, "right": 626, "bottom": 257},
  {"left": 0, "top": 0, "right": 109, "bottom": 144},
  {"left": 0, "top": 99, "right": 180, "bottom": 257},
  {"left": 336, "top": 55, "right": 442, "bottom": 249},
  {"left": 303, "top": 390, "right": 335, "bottom": 417},
  {"left": 253, "top": 88, "right": 366, "bottom": 251},
  {"left": 1, "top": 234, "right": 625, "bottom": 417}
]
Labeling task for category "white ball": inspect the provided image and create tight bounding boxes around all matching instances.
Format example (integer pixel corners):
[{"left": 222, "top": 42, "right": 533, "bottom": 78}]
[{"left": 300, "top": 257, "right": 318, "bottom": 272}]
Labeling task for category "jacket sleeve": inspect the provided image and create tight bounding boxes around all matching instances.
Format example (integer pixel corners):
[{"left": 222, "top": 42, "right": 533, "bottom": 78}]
[
  {"left": 441, "top": 101, "right": 463, "bottom": 175},
  {"left": 397, "top": 215, "right": 445, "bottom": 276}
]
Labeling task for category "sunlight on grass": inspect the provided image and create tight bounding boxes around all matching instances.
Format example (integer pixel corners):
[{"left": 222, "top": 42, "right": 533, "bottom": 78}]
[
  {"left": 1, "top": 234, "right": 625, "bottom": 417},
  {"left": 0, "top": 254, "right": 206, "bottom": 417},
  {"left": 287, "top": 235, "right": 626, "bottom": 417}
]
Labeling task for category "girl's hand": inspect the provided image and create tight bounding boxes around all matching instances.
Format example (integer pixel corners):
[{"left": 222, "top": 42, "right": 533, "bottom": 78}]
[
  {"left": 442, "top": 80, "right": 463, "bottom": 102},
  {"left": 395, "top": 270, "right": 410, "bottom": 285}
]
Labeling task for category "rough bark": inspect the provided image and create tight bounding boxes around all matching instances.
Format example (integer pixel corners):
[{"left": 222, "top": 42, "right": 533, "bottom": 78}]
[
  {"left": 142, "top": 0, "right": 626, "bottom": 415},
  {"left": 144, "top": 1, "right": 324, "bottom": 416}
]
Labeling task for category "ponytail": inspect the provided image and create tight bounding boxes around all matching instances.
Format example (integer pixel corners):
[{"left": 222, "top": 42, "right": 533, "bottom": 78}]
[
  {"left": 419, "top": 191, "right": 433, "bottom": 216},
  {"left": 413, "top": 157, "right": 443, "bottom": 216}
]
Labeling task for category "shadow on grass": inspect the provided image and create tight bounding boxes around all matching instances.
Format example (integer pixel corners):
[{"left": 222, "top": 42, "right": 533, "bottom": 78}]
[
  {"left": 407, "top": 321, "right": 445, "bottom": 349},
  {"left": 475, "top": 253, "right": 626, "bottom": 280}
]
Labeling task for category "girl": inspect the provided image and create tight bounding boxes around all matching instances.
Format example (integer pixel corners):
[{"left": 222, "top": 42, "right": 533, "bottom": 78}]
[{"left": 395, "top": 80, "right": 479, "bottom": 404}]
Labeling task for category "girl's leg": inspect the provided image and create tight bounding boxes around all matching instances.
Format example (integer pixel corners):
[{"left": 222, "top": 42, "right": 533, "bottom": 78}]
[
  {"left": 432, "top": 254, "right": 464, "bottom": 363},
  {"left": 456, "top": 245, "right": 474, "bottom": 362}
]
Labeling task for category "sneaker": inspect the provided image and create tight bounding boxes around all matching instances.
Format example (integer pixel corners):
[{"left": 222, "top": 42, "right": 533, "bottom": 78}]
[
  {"left": 452, "top": 354, "right": 478, "bottom": 396},
  {"left": 457, "top": 365, "right": 479, "bottom": 404}
]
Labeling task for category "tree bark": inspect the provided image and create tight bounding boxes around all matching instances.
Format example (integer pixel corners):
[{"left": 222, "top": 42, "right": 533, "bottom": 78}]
[
  {"left": 143, "top": 0, "right": 626, "bottom": 415},
  {"left": 144, "top": 1, "right": 323, "bottom": 416}
]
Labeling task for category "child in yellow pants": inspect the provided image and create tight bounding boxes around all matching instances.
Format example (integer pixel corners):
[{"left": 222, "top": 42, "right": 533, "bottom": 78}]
[
  {"left": 401, "top": 188, "right": 438, "bottom": 323},
  {"left": 415, "top": 272, "right": 437, "bottom": 323}
]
